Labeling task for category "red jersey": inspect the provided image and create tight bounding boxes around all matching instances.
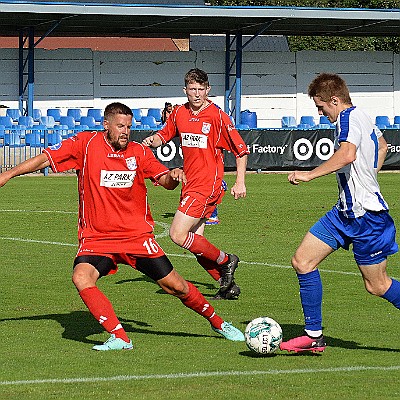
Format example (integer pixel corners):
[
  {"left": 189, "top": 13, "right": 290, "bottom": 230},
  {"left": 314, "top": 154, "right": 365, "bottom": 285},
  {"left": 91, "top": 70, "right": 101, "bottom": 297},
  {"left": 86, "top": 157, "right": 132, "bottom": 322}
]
[
  {"left": 157, "top": 101, "right": 249, "bottom": 202},
  {"left": 43, "top": 131, "right": 169, "bottom": 252}
]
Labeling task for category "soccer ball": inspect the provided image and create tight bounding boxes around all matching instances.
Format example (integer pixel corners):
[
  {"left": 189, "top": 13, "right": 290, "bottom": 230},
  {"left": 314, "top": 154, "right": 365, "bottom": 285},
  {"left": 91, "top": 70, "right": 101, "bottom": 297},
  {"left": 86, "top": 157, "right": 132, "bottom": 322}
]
[{"left": 244, "top": 317, "right": 283, "bottom": 354}]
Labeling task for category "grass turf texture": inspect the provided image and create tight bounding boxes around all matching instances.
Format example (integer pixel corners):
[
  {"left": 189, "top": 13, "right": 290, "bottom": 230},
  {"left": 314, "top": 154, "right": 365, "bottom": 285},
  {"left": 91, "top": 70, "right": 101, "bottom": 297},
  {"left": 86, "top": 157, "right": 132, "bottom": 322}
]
[{"left": 0, "top": 173, "right": 399, "bottom": 399}]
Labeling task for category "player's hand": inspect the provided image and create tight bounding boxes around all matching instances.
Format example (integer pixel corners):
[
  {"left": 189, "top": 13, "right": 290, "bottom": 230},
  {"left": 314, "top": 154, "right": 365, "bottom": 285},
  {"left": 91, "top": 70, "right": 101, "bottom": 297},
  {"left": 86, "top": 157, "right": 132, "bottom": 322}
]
[
  {"left": 169, "top": 168, "right": 187, "bottom": 184},
  {"left": 288, "top": 170, "right": 311, "bottom": 185},
  {"left": 231, "top": 182, "right": 246, "bottom": 199},
  {"left": 142, "top": 135, "right": 155, "bottom": 147}
]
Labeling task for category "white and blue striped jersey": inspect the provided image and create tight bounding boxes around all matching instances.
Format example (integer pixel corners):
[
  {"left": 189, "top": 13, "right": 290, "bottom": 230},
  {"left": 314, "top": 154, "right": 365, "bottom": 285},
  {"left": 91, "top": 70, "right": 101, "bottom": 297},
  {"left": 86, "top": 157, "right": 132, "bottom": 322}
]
[{"left": 335, "top": 106, "right": 388, "bottom": 218}]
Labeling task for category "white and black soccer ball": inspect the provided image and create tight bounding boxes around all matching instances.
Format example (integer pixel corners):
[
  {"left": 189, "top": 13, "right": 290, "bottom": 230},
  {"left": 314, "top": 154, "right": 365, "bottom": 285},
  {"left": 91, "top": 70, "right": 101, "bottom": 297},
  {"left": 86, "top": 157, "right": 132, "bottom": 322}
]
[{"left": 244, "top": 317, "right": 283, "bottom": 354}]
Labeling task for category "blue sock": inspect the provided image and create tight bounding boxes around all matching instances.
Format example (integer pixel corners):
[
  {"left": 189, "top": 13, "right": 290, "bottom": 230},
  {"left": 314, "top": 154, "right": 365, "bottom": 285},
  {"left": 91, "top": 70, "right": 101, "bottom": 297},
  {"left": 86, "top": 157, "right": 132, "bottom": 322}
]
[
  {"left": 381, "top": 278, "right": 400, "bottom": 309},
  {"left": 297, "top": 270, "right": 323, "bottom": 331}
]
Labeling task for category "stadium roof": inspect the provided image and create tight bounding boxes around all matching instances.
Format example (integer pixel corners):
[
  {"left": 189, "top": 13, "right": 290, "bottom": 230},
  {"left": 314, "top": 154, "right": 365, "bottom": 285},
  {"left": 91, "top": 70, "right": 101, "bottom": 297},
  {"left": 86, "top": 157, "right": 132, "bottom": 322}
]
[{"left": 0, "top": 1, "right": 400, "bottom": 38}]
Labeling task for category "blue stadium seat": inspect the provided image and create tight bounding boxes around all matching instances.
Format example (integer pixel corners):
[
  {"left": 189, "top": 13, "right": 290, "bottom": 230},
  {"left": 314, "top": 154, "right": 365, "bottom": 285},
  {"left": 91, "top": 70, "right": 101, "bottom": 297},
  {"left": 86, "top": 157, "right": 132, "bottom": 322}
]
[
  {"left": 394, "top": 116, "right": 400, "bottom": 125},
  {"left": 32, "top": 108, "right": 42, "bottom": 122},
  {"left": 87, "top": 108, "right": 103, "bottom": 123},
  {"left": 80, "top": 116, "right": 98, "bottom": 129},
  {"left": 59, "top": 116, "right": 76, "bottom": 129},
  {"left": 147, "top": 108, "right": 162, "bottom": 123},
  {"left": 281, "top": 116, "right": 297, "bottom": 128},
  {"left": 46, "top": 128, "right": 64, "bottom": 145},
  {"left": 375, "top": 115, "right": 391, "bottom": 129},
  {"left": 18, "top": 116, "right": 34, "bottom": 128},
  {"left": 299, "top": 116, "right": 316, "bottom": 127},
  {"left": 40, "top": 116, "right": 56, "bottom": 128},
  {"left": 0, "top": 116, "right": 14, "bottom": 128},
  {"left": 67, "top": 108, "right": 82, "bottom": 123},
  {"left": 6, "top": 108, "right": 22, "bottom": 122},
  {"left": 132, "top": 108, "right": 143, "bottom": 123},
  {"left": 4, "top": 130, "right": 24, "bottom": 147},
  {"left": 0, "top": 124, "right": 5, "bottom": 140},
  {"left": 140, "top": 116, "right": 158, "bottom": 129},
  {"left": 47, "top": 109, "right": 62, "bottom": 123},
  {"left": 25, "top": 132, "right": 43, "bottom": 147}
]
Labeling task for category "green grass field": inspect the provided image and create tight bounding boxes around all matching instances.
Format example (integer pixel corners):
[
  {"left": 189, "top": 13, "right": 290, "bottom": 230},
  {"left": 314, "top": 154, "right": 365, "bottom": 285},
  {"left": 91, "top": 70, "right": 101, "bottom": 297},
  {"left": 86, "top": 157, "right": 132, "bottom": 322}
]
[{"left": 0, "top": 173, "right": 399, "bottom": 399}]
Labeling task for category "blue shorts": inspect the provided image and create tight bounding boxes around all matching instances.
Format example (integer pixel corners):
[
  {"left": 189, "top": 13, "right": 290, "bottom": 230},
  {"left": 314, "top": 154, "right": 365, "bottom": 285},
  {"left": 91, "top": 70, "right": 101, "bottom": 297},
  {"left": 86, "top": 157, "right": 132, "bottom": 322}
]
[{"left": 309, "top": 207, "right": 398, "bottom": 265}]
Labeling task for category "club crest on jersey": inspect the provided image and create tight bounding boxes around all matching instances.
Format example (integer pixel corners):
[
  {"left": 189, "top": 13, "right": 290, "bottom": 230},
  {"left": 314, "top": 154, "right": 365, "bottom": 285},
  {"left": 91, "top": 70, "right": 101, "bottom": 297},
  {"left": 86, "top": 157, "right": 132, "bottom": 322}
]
[
  {"left": 202, "top": 122, "right": 211, "bottom": 134},
  {"left": 49, "top": 142, "right": 62, "bottom": 150},
  {"left": 125, "top": 156, "right": 137, "bottom": 171}
]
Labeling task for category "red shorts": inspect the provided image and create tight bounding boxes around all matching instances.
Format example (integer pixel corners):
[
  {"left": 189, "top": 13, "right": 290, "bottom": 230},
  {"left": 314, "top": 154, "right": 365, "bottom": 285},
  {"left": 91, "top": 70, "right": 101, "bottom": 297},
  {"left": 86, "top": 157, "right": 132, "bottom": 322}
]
[
  {"left": 177, "top": 190, "right": 224, "bottom": 219},
  {"left": 76, "top": 233, "right": 165, "bottom": 274}
]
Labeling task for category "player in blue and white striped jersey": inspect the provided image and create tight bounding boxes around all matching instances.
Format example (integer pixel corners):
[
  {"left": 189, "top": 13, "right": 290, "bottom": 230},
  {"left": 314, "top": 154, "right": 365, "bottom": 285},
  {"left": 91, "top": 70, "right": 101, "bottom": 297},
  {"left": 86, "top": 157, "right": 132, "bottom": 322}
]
[{"left": 280, "top": 73, "right": 400, "bottom": 353}]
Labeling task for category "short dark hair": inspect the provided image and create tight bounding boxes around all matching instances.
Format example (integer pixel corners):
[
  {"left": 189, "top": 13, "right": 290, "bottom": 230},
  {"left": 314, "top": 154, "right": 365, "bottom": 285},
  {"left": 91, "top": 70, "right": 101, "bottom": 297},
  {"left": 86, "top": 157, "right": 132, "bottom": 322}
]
[
  {"left": 308, "top": 73, "right": 352, "bottom": 104},
  {"left": 104, "top": 102, "right": 133, "bottom": 121},
  {"left": 184, "top": 68, "right": 209, "bottom": 87}
]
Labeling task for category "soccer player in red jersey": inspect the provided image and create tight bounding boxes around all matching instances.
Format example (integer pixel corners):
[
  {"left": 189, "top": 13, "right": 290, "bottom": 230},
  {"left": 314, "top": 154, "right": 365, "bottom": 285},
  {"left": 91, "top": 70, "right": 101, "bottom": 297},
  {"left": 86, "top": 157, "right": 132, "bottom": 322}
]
[
  {"left": 0, "top": 102, "right": 244, "bottom": 350},
  {"left": 143, "top": 68, "right": 249, "bottom": 300}
]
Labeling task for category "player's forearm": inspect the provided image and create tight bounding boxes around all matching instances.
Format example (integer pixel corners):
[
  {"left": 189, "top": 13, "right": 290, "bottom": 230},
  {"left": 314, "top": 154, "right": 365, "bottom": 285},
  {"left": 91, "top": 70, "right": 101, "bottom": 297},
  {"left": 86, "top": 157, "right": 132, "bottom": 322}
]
[
  {"left": 142, "top": 133, "right": 163, "bottom": 148},
  {"left": 235, "top": 154, "right": 247, "bottom": 184},
  {"left": 0, "top": 153, "right": 50, "bottom": 186},
  {"left": 377, "top": 136, "right": 388, "bottom": 172}
]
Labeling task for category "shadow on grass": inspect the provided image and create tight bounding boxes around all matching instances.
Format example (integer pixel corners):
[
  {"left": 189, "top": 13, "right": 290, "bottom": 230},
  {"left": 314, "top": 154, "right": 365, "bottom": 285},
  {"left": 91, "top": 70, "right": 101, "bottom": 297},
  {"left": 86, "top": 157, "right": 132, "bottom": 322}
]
[
  {"left": 0, "top": 310, "right": 211, "bottom": 346},
  {"left": 240, "top": 322, "right": 400, "bottom": 356},
  {"left": 115, "top": 276, "right": 218, "bottom": 296}
]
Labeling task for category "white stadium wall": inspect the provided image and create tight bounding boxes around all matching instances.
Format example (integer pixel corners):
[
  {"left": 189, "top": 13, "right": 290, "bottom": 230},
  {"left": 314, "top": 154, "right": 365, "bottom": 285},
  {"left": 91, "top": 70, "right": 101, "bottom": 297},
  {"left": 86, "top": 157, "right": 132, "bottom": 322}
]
[{"left": 0, "top": 48, "right": 399, "bottom": 128}]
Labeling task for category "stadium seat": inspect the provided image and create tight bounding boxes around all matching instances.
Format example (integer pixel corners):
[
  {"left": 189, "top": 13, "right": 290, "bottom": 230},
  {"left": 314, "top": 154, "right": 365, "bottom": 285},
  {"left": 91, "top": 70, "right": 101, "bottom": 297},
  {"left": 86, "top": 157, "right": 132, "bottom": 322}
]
[
  {"left": 32, "top": 124, "right": 47, "bottom": 139},
  {"left": 18, "top": 116, "right": 34, "bottom": 128},
  {"left": 80, "top": 116, "right": 98, "bottom": 129},
  {"left": 394, "top": 116, "right": 400, "bottom": 125},
  {"left": 67, "top": 108, "right": 82, "bottom": 123},
  {"left": 132, "top": 108, "right": 143, "bottom": 123},
  {"left": 46, "top": 128, "right": 63, "bottom": 145},
  {"left": 87, "top": 108, "right": 103, "bottom": 123},
  {"left": 6, "top": 108, "right": 22, "bottom": 122},
  {"left": 147, "top": 108, "right": 162, "bottom": 123},
  {"left": 47, "top": 109, "right": 62, "bottom": 123},
  {"left": 32, "top": 108, "right": 42, "bottom": 122},
  {"left": 299, "top": 116, "right": 316, "bottom": 127},
  {"left": 281, "top": 116, "right": 297, "bottom": 128},
  {"left": 40, "top": 116, "right": 56, "bottom": 128},
  {"left": 375, "top": 115, "right": 391, "bottom": 129},
  {"left": 140, "top": 116, "right": 158, "bottom": 129},
  {"left": 4, "top": 130, "right": 24, "bottom": 147},
  {"left": 25, "top": 132, "right": 42, "bottom": 147},
  {"left": 297, "top": 123, "right": 312, "bottom": 130},
  {"left": 0, "top": 116, "right": 14, "bottom": 128},
  {"left": 0, "top": 124, "right": 5, "bottom": 140},
  {"left": 59, "top": 115, "right": 76, "bottom": 129}
]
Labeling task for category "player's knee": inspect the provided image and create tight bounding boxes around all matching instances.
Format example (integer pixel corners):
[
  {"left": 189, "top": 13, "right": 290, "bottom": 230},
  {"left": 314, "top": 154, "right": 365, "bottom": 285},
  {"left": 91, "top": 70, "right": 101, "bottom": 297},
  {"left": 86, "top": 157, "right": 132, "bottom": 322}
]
[
  {"left": 291, "top": 254, "right": 308, "bottom": 274},
  {"left": 169, "top": 227, "right": 185, "bottom": 246},
  {"left": 160, "top": 278, "right": 188, "bottom": 297}
]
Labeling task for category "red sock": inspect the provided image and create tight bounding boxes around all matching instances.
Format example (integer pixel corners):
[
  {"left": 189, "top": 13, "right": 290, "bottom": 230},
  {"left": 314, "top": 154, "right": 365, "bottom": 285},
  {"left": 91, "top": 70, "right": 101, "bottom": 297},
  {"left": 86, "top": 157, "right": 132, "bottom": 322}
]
[
  {"left": 79, "top": 286, "right": 130, "bottom": 342},
  {"left": 195, "top": 255, "right": 221, "bottom": 281},
  {"left": 182, "top": 232, "right": 228, "bottom": 264},
  {"left": 180, "top": 281, "right": 224, "bottom": 330}
]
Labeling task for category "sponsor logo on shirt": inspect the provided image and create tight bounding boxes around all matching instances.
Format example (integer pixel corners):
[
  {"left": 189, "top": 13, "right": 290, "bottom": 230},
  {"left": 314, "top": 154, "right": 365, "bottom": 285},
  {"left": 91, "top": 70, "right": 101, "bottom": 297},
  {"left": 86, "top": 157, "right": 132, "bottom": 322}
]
[
  {"left": 100, "top": 170, "right": 136, "bottom": 188},
  {"left": 181, "top": 133, "right": 207, "bottom": 149},
  {"left": 125, "top": 156, "right": 137, "bottom": 171},
  {"left": 201, "top": 122, "right": 211, "bottom": 134},
  {"left": 107, "top": 153, "right": 124, "bottom": 158}
]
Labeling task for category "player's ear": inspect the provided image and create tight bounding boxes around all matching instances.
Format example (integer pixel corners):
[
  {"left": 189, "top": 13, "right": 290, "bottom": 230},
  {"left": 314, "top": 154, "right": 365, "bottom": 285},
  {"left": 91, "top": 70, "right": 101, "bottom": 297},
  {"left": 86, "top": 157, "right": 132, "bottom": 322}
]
[
  {"left": 206, "top": 86, "right": 211, "bottom": 96},
  {"left": 183, "top": 87, "right": 187, "bottom": 95}
]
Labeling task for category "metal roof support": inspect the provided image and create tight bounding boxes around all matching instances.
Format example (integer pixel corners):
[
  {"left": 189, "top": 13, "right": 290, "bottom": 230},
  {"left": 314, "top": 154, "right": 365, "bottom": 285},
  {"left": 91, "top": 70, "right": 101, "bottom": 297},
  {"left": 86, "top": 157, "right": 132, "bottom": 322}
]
[
  {"left": 18, "top": 27, "right": 35, "bottom": 116},
  {"left": 224, "top": 31, "right": 242, "bottom": 124},
  {"left": 18, "top": 20, "right": 62, "bottom": 117}
]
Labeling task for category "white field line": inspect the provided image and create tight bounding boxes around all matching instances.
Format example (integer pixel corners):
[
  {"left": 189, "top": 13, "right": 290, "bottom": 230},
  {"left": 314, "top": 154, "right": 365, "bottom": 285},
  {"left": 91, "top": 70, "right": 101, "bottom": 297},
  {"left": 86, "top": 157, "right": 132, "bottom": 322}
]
[
  {"left": 1, "top": 365, "right": 399, "bottom": 386},
  {"left": 0, "top": 209, "right": 398, "bottom": 279}
]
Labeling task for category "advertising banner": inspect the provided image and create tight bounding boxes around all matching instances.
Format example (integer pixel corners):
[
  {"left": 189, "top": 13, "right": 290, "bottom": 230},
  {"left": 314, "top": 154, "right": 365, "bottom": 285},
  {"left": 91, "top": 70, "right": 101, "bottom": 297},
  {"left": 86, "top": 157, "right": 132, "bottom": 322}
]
[{"left": 130, "top": 129, "right": 400, "bottom": 170}]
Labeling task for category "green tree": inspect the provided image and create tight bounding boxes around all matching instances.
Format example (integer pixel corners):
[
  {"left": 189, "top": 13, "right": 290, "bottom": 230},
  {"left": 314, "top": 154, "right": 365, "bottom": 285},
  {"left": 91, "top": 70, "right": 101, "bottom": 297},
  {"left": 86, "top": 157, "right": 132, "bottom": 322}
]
[{"left": 210, "top": 0, "right": 400, "bottom": 52}]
